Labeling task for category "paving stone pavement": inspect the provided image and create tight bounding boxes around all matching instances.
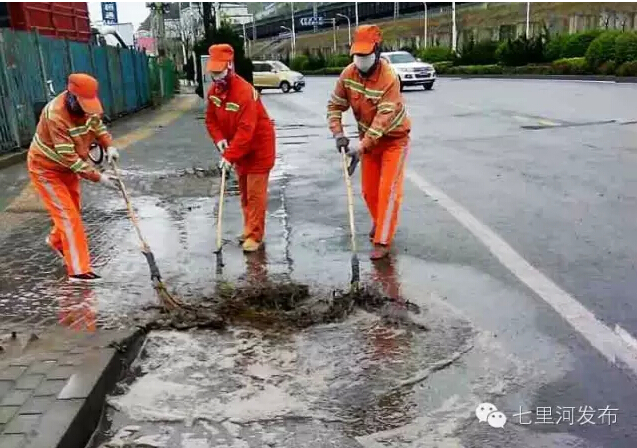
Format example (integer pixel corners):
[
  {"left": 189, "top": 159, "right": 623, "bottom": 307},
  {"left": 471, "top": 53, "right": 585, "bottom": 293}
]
[
  {"left": 0, "top": 328, "right": 136, "bottom": 448},
  {"left": 0, "top": 95, "right": 198, "bottom": 448}
]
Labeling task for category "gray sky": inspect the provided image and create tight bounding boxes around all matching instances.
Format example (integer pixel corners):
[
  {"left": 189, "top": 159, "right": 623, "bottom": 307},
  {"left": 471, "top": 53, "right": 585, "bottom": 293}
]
[{"left": 88, "top": 2, "right": 150, "bottom": 30}]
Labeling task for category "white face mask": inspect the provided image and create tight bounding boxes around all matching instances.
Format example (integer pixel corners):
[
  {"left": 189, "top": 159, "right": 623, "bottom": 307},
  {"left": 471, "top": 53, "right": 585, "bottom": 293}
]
[
  {"left": 212, "top": 69, "right": 228, "bottom": 81},
  {"left": 353, "top": 53, "right": 376, "bottom": 73}
]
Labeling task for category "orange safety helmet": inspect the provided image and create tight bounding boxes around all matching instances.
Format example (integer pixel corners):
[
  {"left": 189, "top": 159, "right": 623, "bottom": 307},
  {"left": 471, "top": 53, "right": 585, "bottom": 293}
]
[
  {"left": 207, "top": 43, "right": 234, "bottom": 72},
  {"left": 350, "top": 25, "right": 383, "bottom": 56},
  {"left": 67, "top": 73, "right": 103, "bottom": 115}
]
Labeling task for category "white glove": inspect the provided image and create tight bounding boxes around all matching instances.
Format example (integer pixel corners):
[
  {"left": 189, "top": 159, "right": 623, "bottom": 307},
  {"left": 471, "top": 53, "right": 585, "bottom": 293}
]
[
  {"left": 106, "top": 146, "right": 119, "bottom": 164},
  {"left": 218, "top": 157, "right": 232, "bottom": 172},
  {"left": 98, "top": 173, "right": 119, "bottom": 191},
  {"left": 216, "top": 140, "right": 228, "bottom": 154}
]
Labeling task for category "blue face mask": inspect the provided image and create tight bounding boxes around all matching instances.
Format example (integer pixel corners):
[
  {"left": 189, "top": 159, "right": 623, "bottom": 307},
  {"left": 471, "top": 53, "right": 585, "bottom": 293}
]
[{"left": 65, "top": 92, "right": 85, "bottom": 117}]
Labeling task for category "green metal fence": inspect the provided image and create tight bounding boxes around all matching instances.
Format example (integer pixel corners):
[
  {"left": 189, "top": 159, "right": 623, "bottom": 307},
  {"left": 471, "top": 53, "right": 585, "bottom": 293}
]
[
  {"left": 148, "top": 56, "right": 177, "bottom": 104},
  {"left": 0, "top": 29, "right": 167, "bottom": 155}
]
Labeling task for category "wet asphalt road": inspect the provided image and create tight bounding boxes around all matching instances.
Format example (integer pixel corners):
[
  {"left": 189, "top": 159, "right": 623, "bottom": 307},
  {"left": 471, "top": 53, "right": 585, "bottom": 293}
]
[{"left": 2, "top": 78, "right": 637, "bottom": 447}]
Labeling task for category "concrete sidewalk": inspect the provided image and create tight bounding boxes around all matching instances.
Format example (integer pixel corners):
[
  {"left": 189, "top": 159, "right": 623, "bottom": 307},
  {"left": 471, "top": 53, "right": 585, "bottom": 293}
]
[{"left": 0, "top": 95, "right": 197, "bottom": 448}]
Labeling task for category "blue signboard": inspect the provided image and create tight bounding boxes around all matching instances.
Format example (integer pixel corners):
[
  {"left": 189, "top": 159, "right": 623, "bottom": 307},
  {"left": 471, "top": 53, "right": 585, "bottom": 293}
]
[
  {"left": 101, "top": 2, "right": 118, "bottom": 24},
  {"left": 300, "top": 16, "right": 324, "bottom": 27}
]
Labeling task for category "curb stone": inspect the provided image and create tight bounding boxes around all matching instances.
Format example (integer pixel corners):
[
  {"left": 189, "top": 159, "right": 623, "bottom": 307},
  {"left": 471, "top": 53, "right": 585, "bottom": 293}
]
[
  {"left": 0, "top": 151, "right": 27, "bottom": 170},
  {"left": 0, "top": 328, "right": 146, "bottom": 448}
]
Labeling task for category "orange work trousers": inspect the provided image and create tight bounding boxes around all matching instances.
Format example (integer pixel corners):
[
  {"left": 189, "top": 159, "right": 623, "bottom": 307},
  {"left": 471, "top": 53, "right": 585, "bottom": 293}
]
[
  {"left": 361, "top": 141, "right": 409, "bottom": 246},
  {"left": 238, "top": 172, "right": 270, "bottom": 242},
  {"left": 28, "top": 166, "right": 92, "bottom": 276}
]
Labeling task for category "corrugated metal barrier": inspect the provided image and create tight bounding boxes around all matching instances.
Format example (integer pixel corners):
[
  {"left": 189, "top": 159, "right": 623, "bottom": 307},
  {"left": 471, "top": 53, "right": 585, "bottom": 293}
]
[{"left": 0, "top": 29, "right": 169, "bottom": 155}]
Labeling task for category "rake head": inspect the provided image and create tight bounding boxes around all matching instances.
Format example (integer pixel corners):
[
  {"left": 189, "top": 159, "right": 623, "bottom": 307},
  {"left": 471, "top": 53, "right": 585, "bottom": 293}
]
[{"left": 152, "top": 278, "right": 185, "bottom": 311}]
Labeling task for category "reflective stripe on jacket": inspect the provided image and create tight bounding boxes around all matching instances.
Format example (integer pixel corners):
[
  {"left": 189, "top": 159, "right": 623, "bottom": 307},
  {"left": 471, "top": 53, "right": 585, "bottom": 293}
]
[
  {"left": 205, "top": 74, "right": 275, "bottom": 175},
  {"left": 327, "top": 60, "right": 410, "bottom": 152},
  {"left": 27, "top": 92, "right": 113, "bottom": 182}
]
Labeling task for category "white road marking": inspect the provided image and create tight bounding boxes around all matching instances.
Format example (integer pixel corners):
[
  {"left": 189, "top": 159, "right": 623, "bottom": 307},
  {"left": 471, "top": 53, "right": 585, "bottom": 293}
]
[
  {"left": 615, "top": 325, "right": 637, "bottom": 352},
  {"left": 406, "top": 169, "right": 637, "bottom": 377}
]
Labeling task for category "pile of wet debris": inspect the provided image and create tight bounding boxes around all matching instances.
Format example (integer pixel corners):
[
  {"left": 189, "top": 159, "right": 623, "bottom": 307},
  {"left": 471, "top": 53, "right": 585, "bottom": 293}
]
[{"left": 141, "top": 277, "right": 425, "bottom": 334}]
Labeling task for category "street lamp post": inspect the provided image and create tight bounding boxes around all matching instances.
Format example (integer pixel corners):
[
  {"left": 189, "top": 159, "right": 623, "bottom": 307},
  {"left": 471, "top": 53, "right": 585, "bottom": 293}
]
[
  {"left": 242, "top": 22, "right": 248, "bottom": 56},
  {"left": 355, "top": 2, "right": 359, "bottom": 27},
  {"left": 336, "top": 13, "right": 351, "bottom": 46},
  {"left": 423, "top": 2, "right": 428, "bottom": 48},
  {"left": 281, "top": 25, "right": 294, "bottom": 58},
  {"left": 451, "top": 1, "right": 457, "bottom": 54},
  {"left": 526, "top": 2, "right": 530, "bottom": 38},
  {"left": 332, "top": 18, "right": 337, "bottom": 53},
  {"left": 290, "top": 2, "right": 296, "bottom": 58}
]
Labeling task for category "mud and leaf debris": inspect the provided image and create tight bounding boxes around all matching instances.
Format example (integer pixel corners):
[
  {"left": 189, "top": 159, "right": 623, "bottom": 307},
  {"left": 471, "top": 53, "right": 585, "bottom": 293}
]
[{"left": 140, "top": 278, "right": 426, "bottom": 334}]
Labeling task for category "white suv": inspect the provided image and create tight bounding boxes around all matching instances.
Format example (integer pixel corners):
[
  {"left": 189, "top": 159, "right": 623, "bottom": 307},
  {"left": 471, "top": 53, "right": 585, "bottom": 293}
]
[{"left": 380, "top": 51, "right": 436, "bottom": 91}]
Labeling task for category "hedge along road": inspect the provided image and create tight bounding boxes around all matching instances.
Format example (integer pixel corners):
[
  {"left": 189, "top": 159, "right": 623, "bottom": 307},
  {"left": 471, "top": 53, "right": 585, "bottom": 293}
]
[
  {"left": 258, "top": 76, "right": 637, "bottom": 446},
  {"left": 95, "top": 77, "right": 637, "bottom": 448}
]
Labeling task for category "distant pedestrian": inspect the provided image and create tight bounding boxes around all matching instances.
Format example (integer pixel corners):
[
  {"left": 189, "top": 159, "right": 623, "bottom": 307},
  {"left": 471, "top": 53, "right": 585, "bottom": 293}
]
[
  {"left": 204, "top": 44, "right": 276, "bottom": 252},
  {"left": 327, "top": 25, "right": 411, "bottom": 260},
  {"left": 27, "top": 73, "right": 120, "bottom": 282}
]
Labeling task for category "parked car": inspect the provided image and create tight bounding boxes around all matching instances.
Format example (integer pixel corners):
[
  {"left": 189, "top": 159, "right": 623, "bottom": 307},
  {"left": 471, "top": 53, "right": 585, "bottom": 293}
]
[
  {"left": 380, "top": 51, "right": 436, "bottom": 91},
  {"left": 253, "top": 61, "right": 305, "bottom": 93}
]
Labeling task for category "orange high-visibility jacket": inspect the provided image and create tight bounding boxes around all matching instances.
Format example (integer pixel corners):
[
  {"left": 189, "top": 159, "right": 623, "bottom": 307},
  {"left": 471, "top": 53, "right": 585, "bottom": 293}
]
[
  {"left": 327, "top": 60, "right": 410, "bottom": 152},
  {"left": 28, "top": 92, "right": 113, "bottom": 182},
  {"left": 205, "top": 74, "right": 275, "bottom": 175}
]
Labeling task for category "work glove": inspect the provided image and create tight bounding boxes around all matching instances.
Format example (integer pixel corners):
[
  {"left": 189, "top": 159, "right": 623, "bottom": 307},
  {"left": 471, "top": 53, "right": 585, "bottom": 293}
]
[
  {"left": 344, "top": 146, "right": 361, "bottom": 176},
  {"left": 98, "top": 173, "right": 119, "bottom": 191},
  {"left": 335, "top": 134, "right": 349, "bottom": 152},
  {"left": 106, "top": 146, "right": 119, "bottom": 165},
  {"left": 215, "top": 139, "right": 228, "bottom": 154},
  {"left": 218, "top": 157, "right": 232, "bottom": 172}
]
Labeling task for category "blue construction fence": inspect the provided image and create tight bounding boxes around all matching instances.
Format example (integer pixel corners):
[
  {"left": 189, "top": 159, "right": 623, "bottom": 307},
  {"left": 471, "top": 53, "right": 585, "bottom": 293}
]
[{"left": 0, "top": 29, "right": 172, "bottom": 155}]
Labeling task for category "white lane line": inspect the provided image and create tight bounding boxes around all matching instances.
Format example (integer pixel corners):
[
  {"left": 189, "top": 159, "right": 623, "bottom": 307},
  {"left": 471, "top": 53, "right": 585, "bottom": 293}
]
[
  {"left": 406, "top": 169, "right": 637, "bottom": 376},
  {"left": 615, "top": 325, "right": 637, "bottom": 352}
]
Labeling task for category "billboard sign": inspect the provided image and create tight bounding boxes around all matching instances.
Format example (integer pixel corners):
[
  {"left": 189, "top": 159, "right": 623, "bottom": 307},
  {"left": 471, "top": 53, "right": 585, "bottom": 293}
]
[
  {"left": 101, "top": 2, "right": 118, "bottom": 24},
  {"left": 299, "top": 16, "right": 324, "bottom": 27}
]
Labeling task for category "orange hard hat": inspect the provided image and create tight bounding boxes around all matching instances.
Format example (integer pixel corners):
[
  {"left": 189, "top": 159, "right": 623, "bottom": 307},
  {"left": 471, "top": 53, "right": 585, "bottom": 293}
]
[
  {"left": 350, "top": 25, "right": 382, "bottom": 56},
  {"left": 207, "top": 44, "right": 234, "bottom": 72},
  {"left": 67, "top": 73, "right": 103, "bottom": 115}
]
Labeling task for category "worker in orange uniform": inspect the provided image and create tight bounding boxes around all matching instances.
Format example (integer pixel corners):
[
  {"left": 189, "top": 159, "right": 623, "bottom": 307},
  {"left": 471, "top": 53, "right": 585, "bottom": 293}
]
[
  {"left": 327, "top": 25, "right": 411, "bottom": 260},
  {"left": 205, "top": 44, "right": 276, "bottom": 252},
  {"left": 27, "top": 73, "right": 120, "bottom": 283}
]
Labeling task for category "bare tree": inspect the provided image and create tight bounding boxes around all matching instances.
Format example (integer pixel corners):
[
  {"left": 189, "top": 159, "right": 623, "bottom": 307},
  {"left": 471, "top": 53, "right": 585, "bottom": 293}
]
[{"left": 163, "top": 4, "right": 204, "bottom": 56}]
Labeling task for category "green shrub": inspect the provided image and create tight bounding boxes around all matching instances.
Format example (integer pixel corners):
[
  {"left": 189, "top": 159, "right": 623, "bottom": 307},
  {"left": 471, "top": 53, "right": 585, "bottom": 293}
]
[
  {"left": 446, "top": 64, "right": 503, "bottom": 75},
  {"left": 301, "top": 67, "right": 346, "bottom": 75},
  {"left": 305, "top": 50, "right": 327, "bottom": 71},
  {"left": 327, "top": 54, "right": 350, "bottom": 68},
  {"left": 418, "top": 46, "right": 454, "bottom": 63},
  {"left": 458, "top": 39, "right": 499, "bottom": 65},
  {"left": 615, "top": 32, "right": 637, "bottom": 64},
  {"left": 544, "top": 34, "right": 568, "bottom": 61},
  {"left": 325, "top": 67, "right": 346, "bottom": 75},
  {"left": 551, "top": 57, "right": 589, "bottom": 75},
  {"left": 585, "top": 31, "right": 621, "bottom": 68},
  {"left": 433, "top": 61, "right": 453, "bottom": 73},
  {"left": 508, "top": 64, "right": 554, "bottom": 75},
  {"left": 496, "top": 36, "right": 544, "bottom": 66},
  {"left": 562, "top": 30, "right": 602, "bottom": 58},
  {"left": 616, "top": 61, "right": 637, "bottom": 76},
  {"left": 598, "top": 60, "right": 617, "bottom": 75},
  {"left": 290, "top": 55, "right": 309, "bottom": 71}
]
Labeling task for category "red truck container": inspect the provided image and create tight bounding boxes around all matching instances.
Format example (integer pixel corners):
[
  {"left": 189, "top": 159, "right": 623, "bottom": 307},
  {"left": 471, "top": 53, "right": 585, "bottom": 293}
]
[{"left": 1, "top": 2, "right": 91, "bottom": 42}]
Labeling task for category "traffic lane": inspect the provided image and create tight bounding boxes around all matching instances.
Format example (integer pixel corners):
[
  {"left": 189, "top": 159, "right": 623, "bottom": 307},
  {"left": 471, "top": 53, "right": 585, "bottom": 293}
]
[
  {"left": 262, "top": 81, "right": 637, "bottom": 446},
  {"left": 401, "top": 78, "right": 637, "bottom": 334},
  {"left": 412, "top": 77, "right": 637, "bottom": 124},
  {"left": 401, "top": 79, "right": 637, "bottom": 446}
]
